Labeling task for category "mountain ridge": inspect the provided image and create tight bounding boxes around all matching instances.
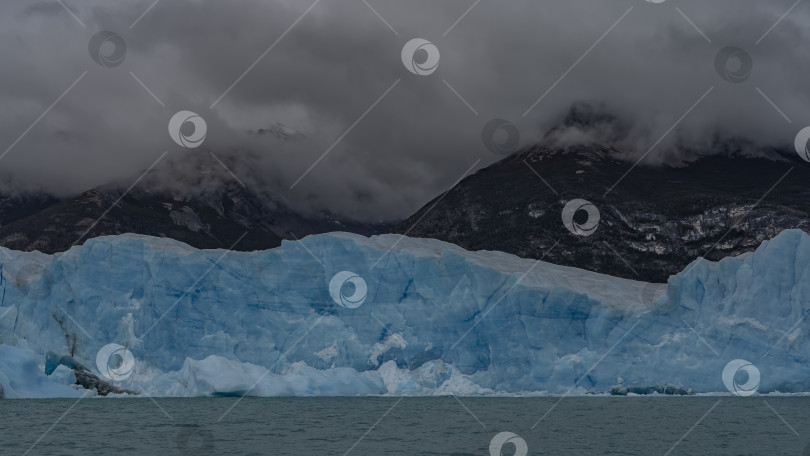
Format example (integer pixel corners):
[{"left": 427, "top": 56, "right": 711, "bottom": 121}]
[
  {"left": 394, "top": 141, "right": 810, "bottom": 282},
  {"left": 0, "top": 153, "right": 386, "bottom": 254}
]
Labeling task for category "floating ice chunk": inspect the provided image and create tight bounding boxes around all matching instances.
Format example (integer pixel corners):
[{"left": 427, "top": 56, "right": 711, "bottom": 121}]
[
  {"left": 0, "top": 346, "right": 83, "bottom": 398},
  {"left": 49, "top": 365, "right": 77, "bottom": 387}
]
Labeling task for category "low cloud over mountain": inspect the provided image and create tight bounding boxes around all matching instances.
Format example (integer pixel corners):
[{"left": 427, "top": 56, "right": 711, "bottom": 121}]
[{"left": 2, "top": 0, "right": 809, "bottom": 221}]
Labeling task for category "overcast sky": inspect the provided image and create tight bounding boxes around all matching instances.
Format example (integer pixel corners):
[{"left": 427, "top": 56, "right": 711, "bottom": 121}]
[{"left": 1, "top": 0, "right": 809, "bottom": 222}]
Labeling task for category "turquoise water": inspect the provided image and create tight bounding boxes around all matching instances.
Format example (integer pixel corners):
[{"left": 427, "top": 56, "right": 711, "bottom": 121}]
[{"left": 1, "top": 397, "right": 808, "bottom": 455}]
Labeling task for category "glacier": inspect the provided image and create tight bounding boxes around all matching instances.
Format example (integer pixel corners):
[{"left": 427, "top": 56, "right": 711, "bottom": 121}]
[{"left": 0, "top": 229, "right": 809, "bottom": 398}]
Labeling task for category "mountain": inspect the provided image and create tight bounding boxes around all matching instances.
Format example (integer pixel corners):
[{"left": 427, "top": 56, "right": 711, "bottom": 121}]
[
  {"left": 0, "top": 183, "right": 283, "bottom": 253},
  {"left": 0, "top": 192, "right": 60, "bottom": 227},
  {"left": 0, "top": 154, "right": 384, "bottom": 254},
  {"left": 2, "top": 229, "right": 810, "bottom": 397},
  {"left": 248, "top": 122, "right": 306, "bottom": 142},
  {"left": 395, "top": 138, "right": 810, "bottom": 282}
]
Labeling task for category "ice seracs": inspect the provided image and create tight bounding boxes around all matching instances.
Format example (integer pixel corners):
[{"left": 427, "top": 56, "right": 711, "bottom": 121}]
[
  {"left": 0, "top": 229, "right": 808, "bottom": 397},
  {"left": 0, "top": 346, "right": 82, "bottom": 398}
]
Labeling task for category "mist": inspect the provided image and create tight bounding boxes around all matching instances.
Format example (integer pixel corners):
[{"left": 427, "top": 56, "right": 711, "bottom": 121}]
[{"left": 1, "top": 0, "right": 808, "bottom": 222}]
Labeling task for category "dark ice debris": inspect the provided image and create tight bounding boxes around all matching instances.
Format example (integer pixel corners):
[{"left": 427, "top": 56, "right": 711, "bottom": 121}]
[
  {"left": 44, "top": 352, "right": 137, "bottom": 396},
  {"left": 609, "top": 385, "right": 693, "bottom": 396}
]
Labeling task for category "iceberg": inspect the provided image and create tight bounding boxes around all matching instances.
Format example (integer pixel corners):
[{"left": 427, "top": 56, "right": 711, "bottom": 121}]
[
  {"left": 0, "top": 229, "right": 809, "bottom": 398},
  {"left": 0, "top": 345, "right": 83, "bottom": 398}
]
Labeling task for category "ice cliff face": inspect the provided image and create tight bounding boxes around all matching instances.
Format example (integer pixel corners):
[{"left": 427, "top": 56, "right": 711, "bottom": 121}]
[{"left": 0, "top": 229, "right": 808, "bottom": 398}]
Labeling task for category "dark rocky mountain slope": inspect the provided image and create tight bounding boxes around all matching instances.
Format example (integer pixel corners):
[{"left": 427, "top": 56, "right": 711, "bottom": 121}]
[
  {"left": 394, "top": 144, "right": 810, "bottom": 282},
  {"left": 0, "top": 154, "right": 384, "bottom": 254}
]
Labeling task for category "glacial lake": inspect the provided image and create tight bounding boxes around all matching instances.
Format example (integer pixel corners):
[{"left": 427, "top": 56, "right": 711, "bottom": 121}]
[{"left": 1, "top": 397, "right": 808, "bottom": 455}]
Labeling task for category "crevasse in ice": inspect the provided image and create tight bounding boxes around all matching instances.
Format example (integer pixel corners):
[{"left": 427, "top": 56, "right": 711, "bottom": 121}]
[{"left": 0, "top": 229, "right": 809, "bottom": 398}]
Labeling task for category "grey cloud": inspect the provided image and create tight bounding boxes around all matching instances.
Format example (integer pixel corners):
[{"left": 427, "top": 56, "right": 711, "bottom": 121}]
[{"left": 0, "top": 0, "right": 808, "bottom": 222}]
